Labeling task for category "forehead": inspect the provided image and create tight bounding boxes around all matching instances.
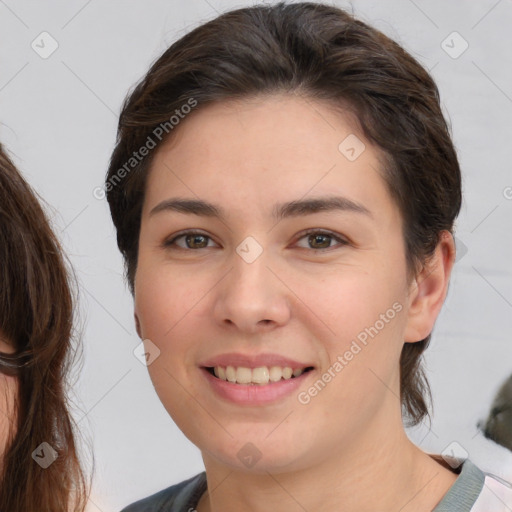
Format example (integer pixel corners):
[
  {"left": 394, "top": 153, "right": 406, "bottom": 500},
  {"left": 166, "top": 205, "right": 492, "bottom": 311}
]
[{"left": 144, "top": 94, "right": 396, "bottom": 222}]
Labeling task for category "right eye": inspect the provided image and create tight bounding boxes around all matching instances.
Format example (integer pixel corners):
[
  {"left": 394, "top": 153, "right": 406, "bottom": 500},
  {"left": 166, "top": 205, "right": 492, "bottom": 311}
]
[{"left": 163, "top": 230, "right": 218, "bottom": 250}]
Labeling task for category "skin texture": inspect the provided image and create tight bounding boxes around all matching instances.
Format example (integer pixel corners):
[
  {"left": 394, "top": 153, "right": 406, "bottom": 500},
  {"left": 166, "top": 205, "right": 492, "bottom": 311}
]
[{"left": 134, "top": 94, "right": 458, "bottom": 512}]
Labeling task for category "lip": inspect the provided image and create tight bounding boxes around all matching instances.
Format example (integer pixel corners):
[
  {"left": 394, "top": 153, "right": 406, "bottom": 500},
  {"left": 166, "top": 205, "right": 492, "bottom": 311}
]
[
  {"left": 201, "top": 366, "right": 315, "bottom": 406},
  {"left": 200, "top": 352, "right": 315, "bottom": 369}
]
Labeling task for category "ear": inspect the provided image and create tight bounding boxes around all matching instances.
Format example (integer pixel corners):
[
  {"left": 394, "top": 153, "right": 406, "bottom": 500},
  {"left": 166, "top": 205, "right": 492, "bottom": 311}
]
[
  {"left": 404, "top": 231, "right": 456, "bottom": 343},
  {"left": 134, "top": 311, "right": 142, "bottom": 339}
]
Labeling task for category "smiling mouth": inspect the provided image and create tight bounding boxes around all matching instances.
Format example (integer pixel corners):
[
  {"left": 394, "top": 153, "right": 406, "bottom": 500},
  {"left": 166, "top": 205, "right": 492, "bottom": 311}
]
[{"left": 204, "top": 365, "right": 315, "bottom": 385}]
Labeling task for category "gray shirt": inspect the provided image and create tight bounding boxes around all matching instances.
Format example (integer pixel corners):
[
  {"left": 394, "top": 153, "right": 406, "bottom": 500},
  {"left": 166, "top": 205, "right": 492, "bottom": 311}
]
[{"left": 121, "top": 458, "right": 512, "bottom": 511}]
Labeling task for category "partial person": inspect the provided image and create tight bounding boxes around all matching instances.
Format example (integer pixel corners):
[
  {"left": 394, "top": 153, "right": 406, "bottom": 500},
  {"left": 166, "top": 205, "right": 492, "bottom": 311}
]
[
  {"left": 0, "top": 143, "right": 89, "bottom": 511},
  {"left": 483, "top": 373, "right": 512, "bottom": 452}
]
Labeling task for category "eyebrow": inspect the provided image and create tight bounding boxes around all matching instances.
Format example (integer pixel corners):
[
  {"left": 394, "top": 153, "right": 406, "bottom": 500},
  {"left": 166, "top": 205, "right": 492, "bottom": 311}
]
[{"left": 149, "top": 195, "right": 372, "bottom": 221}]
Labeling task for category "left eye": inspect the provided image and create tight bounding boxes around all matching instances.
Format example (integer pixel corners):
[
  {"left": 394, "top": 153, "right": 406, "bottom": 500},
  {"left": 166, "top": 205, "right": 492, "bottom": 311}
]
[{"left": 295, "top": 230, "right": 348, "bottom": 250}]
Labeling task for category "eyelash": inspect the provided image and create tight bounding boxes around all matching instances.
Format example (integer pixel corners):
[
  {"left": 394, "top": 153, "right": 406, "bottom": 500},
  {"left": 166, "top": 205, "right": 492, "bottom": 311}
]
[{"left": 163, "top": 229, "right": 349, "bottom": 252}]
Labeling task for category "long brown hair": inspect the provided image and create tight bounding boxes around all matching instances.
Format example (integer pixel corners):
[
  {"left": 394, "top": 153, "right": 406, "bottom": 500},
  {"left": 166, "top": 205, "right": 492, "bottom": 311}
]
[
  {"left": 0, "top": 143, "right": 89, "bottom": 511},
  {"left": 105, "top": 1, "right": 461, "bottom": 426}
]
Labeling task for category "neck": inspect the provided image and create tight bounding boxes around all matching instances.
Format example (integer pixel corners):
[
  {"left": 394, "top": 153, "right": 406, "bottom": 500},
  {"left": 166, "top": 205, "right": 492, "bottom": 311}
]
[{"left": 197, "top": 409, "right": 457, "bottom": 512}]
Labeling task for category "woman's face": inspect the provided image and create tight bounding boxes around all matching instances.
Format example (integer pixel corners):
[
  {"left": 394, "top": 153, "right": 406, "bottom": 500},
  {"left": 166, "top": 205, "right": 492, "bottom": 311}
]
[{"left": 134, "top": 94, "right": 428, "bottom": 472}]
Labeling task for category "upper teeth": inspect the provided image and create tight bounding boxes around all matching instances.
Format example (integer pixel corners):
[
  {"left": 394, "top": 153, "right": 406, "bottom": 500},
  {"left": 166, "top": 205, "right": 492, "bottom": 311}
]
[{"left": 213, "top": 366, "right": 306, "bottom": 385}]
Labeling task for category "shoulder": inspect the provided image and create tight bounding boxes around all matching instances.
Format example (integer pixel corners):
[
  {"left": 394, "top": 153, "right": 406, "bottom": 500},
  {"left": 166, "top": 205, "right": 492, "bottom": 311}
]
[
  {"left": 466, "top": 445, "right": 512, "bottom": 511},
  {"left": 120, "top": 472, "right": 206, "bottom": 512},
  {"left": 433, "top": 457, "right": 512, "bottom": 511},
  {"left": 472, "top": 471, "right": 512, "bottom": 511}
]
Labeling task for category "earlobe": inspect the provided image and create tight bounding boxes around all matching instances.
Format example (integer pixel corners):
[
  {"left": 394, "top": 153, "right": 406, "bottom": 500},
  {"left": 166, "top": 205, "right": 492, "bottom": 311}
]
[{"left": 404, "top": 231, "right": 456, "bottom": 343}]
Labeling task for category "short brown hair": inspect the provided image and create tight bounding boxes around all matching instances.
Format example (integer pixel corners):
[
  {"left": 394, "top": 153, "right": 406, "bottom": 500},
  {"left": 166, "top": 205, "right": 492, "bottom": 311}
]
[{"left": 105, "top": 1, "right": 462, "bottom": 426}]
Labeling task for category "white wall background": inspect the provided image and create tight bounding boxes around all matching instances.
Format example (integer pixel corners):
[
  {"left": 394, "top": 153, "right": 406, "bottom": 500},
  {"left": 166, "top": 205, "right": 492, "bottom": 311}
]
[{"left": 1, "top": 0, "right": 511, "bottom": 510}]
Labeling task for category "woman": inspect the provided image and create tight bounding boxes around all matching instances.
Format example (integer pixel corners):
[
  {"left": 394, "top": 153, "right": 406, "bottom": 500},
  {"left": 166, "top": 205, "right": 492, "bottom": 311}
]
[
  {"left": 0, "top": 143, "right": 89, "bottom": 511},
  {"left": 105, "top": 2, "right": 512, "bottom": 510}
]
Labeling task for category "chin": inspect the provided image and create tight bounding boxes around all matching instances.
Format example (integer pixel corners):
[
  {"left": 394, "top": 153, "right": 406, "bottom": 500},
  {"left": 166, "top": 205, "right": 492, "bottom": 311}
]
[{"left": 200, "top": 435, "right": 315, "bottom": 474}]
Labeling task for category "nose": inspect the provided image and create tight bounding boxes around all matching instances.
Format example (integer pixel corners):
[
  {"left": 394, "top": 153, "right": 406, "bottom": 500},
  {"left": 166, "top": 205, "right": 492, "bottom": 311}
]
[{"left": 212, "top": 246, "right": 291, "bottom": 334}]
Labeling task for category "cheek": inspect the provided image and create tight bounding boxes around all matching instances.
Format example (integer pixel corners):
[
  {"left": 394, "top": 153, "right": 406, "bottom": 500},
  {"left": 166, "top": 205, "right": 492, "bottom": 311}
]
[
  {"left": 135, "top": 263, "right": 203, "bottom": 341},
  {"left": 133, "top": 266, "right": 197, "bottom": 421},
  {"left": 314, "top": 265, "right": 406, "bottom": 341},
  {"left": 306, "top": 265, "right": 407, "bottom": 398},
  {"left": 133, "top": 262, "right": 213, "bottom": 404}
]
